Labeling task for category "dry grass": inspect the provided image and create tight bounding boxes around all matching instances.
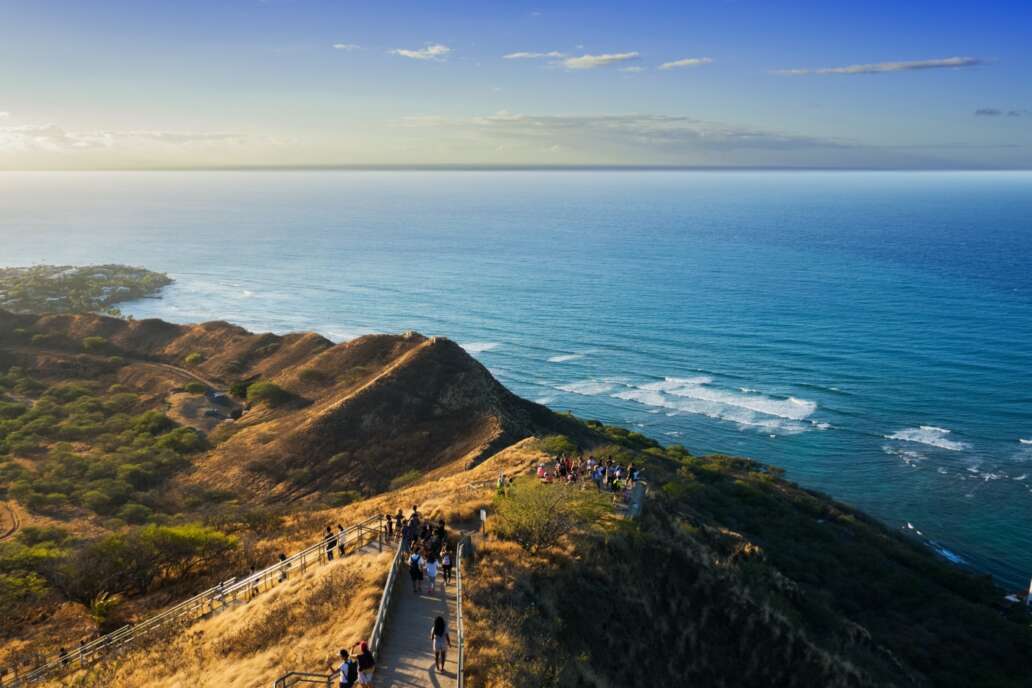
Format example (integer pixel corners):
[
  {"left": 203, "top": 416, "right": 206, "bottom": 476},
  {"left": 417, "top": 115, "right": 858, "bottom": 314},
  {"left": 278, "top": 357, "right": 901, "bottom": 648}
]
[
  {"left": 47, "top": 549, "right": 392, "bottom": 688},
  {"left": 274, "top": 438, "right": 546, "bottom": 547}
]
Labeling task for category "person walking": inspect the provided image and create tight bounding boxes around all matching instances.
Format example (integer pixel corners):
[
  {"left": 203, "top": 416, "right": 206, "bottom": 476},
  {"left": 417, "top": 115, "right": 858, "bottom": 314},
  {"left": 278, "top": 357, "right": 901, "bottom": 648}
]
[
  {"left": 441, "top": 548, "right": 453, "bottom": 584},
  {"left": 337, "top": 524, "right": 347, "bottom": 557},
  {"left": 329, "top": 648, "right": 359, "bottom": 688},
  {"left": 384, "top": 513, "right": 394, "bottom": 542},
  {"left": 409, "top": 549, "right": 424, "bottom": 593},
  {"left": 353, "top": 640, "right": 376, "bottom": 686},
  {"left": 425, "top": 553, "right": 439, "bottom": 594},
  {"left": 277, "top": 552, "right": 289, "bottom": 582},
  {"left": 430, "top": 616, "right": 452, "bottom": 672},
  {"left": 325, "top": 526, "right": 337, "bottom": 562}
]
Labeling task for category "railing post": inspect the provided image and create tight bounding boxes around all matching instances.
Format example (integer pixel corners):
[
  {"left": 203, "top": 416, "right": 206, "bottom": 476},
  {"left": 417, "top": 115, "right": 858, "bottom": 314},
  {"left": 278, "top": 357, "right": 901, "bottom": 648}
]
[{"left": 378, "top": 515, "right": 383, "bottom": 552}]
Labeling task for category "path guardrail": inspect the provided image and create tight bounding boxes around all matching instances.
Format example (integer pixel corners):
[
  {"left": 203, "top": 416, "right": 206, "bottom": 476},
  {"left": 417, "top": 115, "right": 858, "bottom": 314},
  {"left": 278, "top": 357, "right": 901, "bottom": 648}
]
[
  {"left": 369, "top": 541, "right": 405, "bottom": 657},
  {"left": 7, "top": 515, "right": 382, "bottom": 688},
  {"left": 456, "top": 540, "right": 466, "bottom": 688},
  {"left": 272, "top": 539, "right": 402, "bottom": 687},
  {"left": 272, "top": 671, "right": 335, "bottom": 688}
]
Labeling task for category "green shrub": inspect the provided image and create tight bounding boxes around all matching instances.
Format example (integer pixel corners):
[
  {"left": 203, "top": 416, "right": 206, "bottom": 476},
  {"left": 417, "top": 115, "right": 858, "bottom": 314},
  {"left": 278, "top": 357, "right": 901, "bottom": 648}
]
[
  {"left": 131, "top": 410, "right": 176, "bottom": 435},
  {"left": 82, "top": 336, "right": 108, "bottom": 352},
  {"left": 184, "top": 352, "right": 204, "bottom": 365},
  {"left": 493, "top": 479, "right": 610, "bottom": 553},
  {"left": 229, "top": 380, "right": 251, "bottom": 398},
  {"left": 298, "top": 368, "right": 330, "bottom": 385},
  {"left": 118, "top": 503, "right": 153, "bottom": 525},
  {"left": 389, "top": 469, "right": 422, "bottom": 491},
  {"left": 30, "top": 333, "right": 50, "bottom": 345},
  {"left": 246, "top": 381, "right": 291, "bottom": 406},
  {"left": 155, "top": 427, "right": 207, "bottom": 454},
  {"left": 0, "top": 572, "right": 48, "bottom": 621},
  {"left": 0, "top": 401, "right": 27, "bottom": 420},
  {"left": 183, "top": 381, "right": 207, "bottom": 394},
  {"left": 536, "top": 434, "right": 578, "bottom": 456}
]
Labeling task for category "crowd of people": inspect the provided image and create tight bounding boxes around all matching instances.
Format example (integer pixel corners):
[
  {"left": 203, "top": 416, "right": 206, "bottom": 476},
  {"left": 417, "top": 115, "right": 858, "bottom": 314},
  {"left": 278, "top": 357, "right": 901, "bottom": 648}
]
[
  {"left": 535, "top": 453, "right": 642, "bottom": 492},
  {"left": 383, "top": 505, "right": 455, "bottom": 596}
]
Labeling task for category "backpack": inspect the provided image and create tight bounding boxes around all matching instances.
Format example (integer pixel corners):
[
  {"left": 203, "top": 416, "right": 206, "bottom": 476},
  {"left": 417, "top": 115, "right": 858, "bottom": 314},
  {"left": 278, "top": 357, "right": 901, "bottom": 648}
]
[
  {"left": 409, "top": 555, "right": 421, "bottom": 575},
  {"left": 341, "top": 659, "right": 358, "bottom": 684}
]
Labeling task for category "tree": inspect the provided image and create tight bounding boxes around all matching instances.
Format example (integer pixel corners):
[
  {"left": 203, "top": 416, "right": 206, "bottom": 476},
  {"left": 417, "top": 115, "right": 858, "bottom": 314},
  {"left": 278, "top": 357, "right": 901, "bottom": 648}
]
[{"left": 492, "top": 480, "right": 610, "bottom": 553}]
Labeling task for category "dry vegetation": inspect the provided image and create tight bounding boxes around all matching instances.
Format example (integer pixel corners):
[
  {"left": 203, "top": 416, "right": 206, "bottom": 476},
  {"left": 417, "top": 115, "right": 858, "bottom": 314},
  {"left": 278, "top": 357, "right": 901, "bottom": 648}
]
[{"left": 42, "top": 550, "right": 391, "bottom": 688}]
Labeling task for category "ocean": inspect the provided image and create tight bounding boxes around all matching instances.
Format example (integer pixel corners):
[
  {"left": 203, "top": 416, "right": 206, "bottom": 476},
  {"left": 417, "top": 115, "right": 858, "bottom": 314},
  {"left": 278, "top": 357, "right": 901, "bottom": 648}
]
[{"left": 2, "top": 170, "right": 1030, "bottom": 590}]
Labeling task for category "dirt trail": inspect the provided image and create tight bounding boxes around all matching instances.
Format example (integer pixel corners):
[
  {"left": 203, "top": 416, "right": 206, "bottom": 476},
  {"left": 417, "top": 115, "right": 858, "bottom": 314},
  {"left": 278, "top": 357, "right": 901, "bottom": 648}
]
[{"left": 0, "top": 501, "right": 21, "bottom": 541}]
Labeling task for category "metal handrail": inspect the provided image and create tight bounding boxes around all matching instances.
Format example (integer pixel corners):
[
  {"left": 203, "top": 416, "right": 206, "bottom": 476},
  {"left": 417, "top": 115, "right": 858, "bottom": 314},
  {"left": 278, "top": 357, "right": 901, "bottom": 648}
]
[
  {"left": 273, "top": 539, "right": 402, "bottom": 687},
  {"left": 8, "top": 515, "right": 382, "bottom": 687},
  {"left": 369, "top": 541, "right": 405, "bottom": 656},
  {"left": 455, "top": 541, "right": 466, "bottom": 688},
  {"left": 272, "top": 671, "right": 334, "bottom": 688}
]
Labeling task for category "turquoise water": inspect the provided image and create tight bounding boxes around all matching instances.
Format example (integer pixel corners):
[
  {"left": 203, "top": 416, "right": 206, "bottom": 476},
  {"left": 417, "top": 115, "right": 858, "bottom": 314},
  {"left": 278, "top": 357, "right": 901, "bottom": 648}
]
[{"left": 2, "top": 170, "right": 1031, "bottom": 590}]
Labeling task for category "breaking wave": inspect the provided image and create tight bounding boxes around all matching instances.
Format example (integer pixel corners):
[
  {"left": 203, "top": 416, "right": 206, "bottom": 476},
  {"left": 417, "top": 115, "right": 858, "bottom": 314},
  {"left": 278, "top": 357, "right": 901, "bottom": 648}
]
[
  {"left": 603, "top": 376, "right": 819, "bottom": 434},
  {"left": 885, "top": 426, "right": 970, "bottom": 451},
  {"left": 548, "top": 353, "right": 584, "bottom": 363},
  {"left": 461, "top": 341, "right": 500, "bottom": 353}
]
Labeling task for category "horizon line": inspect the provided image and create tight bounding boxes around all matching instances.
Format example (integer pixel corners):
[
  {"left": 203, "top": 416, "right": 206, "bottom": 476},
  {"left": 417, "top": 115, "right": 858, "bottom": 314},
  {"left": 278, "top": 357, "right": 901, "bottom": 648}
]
[{"left": 1, "top": 164, "right": 1031, "bottom": 173}]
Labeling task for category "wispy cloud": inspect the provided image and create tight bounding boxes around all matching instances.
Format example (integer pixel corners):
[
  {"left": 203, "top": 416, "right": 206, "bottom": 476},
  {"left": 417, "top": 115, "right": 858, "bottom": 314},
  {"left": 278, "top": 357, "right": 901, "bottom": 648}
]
[
  {"left": 503, "top": 51, "right": 564, "bottom": 60},
  {"left": 975, "top": 108, "right": 1028, "bottom": 117},
  {"left": 620, "top": 66, "right": 644, "bottom": 73},
  {"left": 390, "top": 43, "right": 451, "bottom": 61},
  {"left": 398, "top": 111, "right": 847, "bottom": 154},
  {"left": 0, "top": 112, "right": 9, "bottom": 119},
  {"left": 0, "top": 123, "right": 245, "bottom": 153},
  {"left": 332, "top": 43, "right": 361, "bottom": 51},
  {"left": 659, "top": 57, "right": 713, "bottom": 70},
  {"left": 775, "top": 56, "right": 985, "bottom": 76},
  {"left": 562, "top": 52, "right": 639, "bottom": 70}
]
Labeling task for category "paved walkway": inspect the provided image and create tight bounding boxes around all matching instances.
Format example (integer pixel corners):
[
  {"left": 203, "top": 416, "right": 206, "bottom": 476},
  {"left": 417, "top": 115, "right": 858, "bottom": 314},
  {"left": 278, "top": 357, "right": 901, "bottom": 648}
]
[{"left": 375, "top": 560, "right": 458, "bottom": 688}]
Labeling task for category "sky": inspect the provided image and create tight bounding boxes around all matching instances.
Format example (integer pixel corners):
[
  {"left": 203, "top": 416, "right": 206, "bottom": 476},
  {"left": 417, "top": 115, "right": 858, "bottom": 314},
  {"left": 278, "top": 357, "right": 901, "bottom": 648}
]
[{"left": 0, "top": 0, "right": 1030, "bottom": 169}]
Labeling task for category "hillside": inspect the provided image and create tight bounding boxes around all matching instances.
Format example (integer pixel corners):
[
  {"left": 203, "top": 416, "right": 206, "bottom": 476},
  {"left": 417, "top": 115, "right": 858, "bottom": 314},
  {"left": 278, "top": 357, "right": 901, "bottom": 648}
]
[{"left": 2, "top": 310, "right": 1030, "bottom": 687}]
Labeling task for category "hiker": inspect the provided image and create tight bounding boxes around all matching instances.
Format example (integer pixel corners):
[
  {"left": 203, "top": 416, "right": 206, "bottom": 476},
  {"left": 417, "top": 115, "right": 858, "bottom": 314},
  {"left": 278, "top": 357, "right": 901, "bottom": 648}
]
[
  {"left": 409, "top": 549, "right": 424, "bottom": 593},
  {"left": 434, "top": 518, "right": 446, "bottom": 542},
  {"left": 384, "top": 514, "right": 394, "bottom": 542},
  {"left": 248, "top": 565, "right": 259, "bottom": 600},
  {"left": 430, "top": 615, "right": 452, "bottom": 672},
  {"left": 353, "top": 640, "right": 375, "bottom": 685},
  {"left": 325, "top": 526, "right": 337, "bottom": 561},
  {"left": 340, "top": 523, "right": 352, "bottom": 557},
  {"left": 394, "top": 509, "right": 404, "bottom": 536},
  {"left": 329, "top": 648, "right": 359, "bottom": 688},
  {"left": 277, "top": 552, "right": 289, "bottom": 582},
  {"left": 58, "top": 647, "right": 69, "bottom": 667},
  {"left": 401, "top": 519, "right": 414, "bottom": 552},
  {"left": 425, "top": 552, "right": 439, "bottom": 593},
  {"left": 441, "top": 548, "right": 453, "bottom": 584}
]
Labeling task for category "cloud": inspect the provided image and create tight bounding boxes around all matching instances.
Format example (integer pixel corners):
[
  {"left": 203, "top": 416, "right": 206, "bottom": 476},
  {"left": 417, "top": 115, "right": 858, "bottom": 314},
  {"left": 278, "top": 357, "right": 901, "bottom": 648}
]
[
  {"left": 332, "top": 43, "right": 361, "bottom": 51},
  {"left": 0, "top": 123, "right": 245, "bottom": 153},
  {"left": 390, "top": 43, "right": 451, "bottom": 61},
  {"left": 562, "top": 52, "right": 639, "bottom": 70},
  {"left": 398, "top": 111, "right": 848, "bottom": 154},
  {"left": 775, "top": 56, "right": 985, "bottom": 76},
  {"left": 503, "top": 51, "right": 564, "bottom": 59},
  {"left": 620, "top": 66, "right": 644, "bottom": 73},
  {"left": 659, "top": 57, "right": 713, "bottom": 70},
  {"left": 0, "top": 112, "right": 9, "bottom": 119},
  {"left": 975, "top": 108, "right": 1028, "bottom": 117}
]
